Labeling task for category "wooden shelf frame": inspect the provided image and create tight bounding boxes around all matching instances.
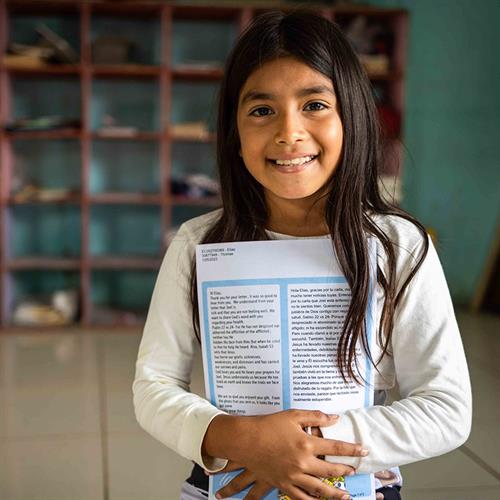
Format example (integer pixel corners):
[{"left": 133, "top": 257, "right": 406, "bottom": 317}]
[{"left": 0, "top": 0, "right": 408, "bottom": 329}]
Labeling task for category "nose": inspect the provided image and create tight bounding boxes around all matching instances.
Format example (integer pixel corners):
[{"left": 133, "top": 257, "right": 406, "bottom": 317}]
[{"left": 274, "top": 110, "right": 307, "bottom": 145}]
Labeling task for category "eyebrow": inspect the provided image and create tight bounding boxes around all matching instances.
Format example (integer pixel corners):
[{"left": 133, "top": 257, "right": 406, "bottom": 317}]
[{"left": 240, "top": 85, "right": 335, "bottom": 105}]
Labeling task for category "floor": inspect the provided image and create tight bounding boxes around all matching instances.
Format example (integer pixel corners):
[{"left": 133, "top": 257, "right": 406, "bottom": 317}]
[{"left": 0, "top": 310, "right": 498, "bottom": 500}]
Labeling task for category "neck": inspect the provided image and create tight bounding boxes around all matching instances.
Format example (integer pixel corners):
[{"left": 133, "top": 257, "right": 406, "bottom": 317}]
[{"left": 265, "top": 195, "right": 329, "bottom": 237}]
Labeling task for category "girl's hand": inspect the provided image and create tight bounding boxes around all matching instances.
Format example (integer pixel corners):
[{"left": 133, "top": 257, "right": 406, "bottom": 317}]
[
  {"left": 203, "top": 409, "right": 368, "bottom": 500},
  {"left": 211, "top": 461, "right": 273, "bottom": 500}
]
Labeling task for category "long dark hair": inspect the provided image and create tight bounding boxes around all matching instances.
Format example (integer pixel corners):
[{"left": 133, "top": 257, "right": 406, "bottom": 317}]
[{"left": 190, "top": 9, "right": 428, "bottom": 381}]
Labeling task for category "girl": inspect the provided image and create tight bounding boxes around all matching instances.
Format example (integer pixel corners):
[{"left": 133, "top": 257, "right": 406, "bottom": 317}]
[{"left": 133, "top": 10, "right": 471, "bottom": 500}]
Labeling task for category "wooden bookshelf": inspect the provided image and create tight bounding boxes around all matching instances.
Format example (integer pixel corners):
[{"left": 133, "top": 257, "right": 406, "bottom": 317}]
[{"left": 0, "top": 0, "right": 408, "bottom": 330}]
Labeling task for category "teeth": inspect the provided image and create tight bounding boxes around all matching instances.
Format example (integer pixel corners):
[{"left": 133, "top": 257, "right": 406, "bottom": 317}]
[{"left": 274, "top": 155, "right": 315, "bottom": 166}]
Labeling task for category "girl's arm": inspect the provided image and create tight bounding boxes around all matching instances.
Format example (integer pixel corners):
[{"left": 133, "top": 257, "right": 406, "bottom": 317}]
[
  {"left": 320, "top": 218, "right": 472, "bottom": 473},
  {"left": 132, "top": 221, "right": 227, "bottom": 471}
]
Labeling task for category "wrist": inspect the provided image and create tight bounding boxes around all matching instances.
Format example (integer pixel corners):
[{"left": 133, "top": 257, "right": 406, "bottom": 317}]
[{"left": 202, "top": 414, "right": 251, "bottom": 461}]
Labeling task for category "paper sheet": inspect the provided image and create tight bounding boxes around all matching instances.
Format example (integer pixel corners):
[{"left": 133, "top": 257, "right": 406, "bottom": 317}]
[{"left": 196, "top": 238, "right": 376, "bottom": 499}]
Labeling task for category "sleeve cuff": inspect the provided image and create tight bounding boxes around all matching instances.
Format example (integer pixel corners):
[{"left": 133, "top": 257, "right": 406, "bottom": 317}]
[
  {"left": 320, "top": 414, "right": 362, "bottom": 469},
  {"left": 179, "top": 406, "right": 228, "bottom": 473}
]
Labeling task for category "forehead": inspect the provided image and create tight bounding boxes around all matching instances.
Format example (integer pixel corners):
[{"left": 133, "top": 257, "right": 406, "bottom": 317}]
[{"left": 238, "top": 57, "right": 334, "bottom": 105}]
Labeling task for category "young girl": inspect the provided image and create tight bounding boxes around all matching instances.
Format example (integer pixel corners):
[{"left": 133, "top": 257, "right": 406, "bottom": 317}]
[{"left": 133, "top": 10, "right": 471, "bottom": 500}]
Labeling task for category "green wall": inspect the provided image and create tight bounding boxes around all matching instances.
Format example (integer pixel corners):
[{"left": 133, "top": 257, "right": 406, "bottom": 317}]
[{"left": 367, "top": 0, "right": 500, "bottom": 304}]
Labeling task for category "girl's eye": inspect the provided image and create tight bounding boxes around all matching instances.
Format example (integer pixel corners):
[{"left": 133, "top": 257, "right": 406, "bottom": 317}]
[
  {"left": 305, "top": 101, "right": 327, "bottom": 111},
  {"left": 249, "top": 107, "right": 273, "bottom": 117}
]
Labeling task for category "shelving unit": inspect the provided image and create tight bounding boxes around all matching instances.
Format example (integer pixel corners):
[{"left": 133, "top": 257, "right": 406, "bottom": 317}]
[{"left": 0, "top": 0, "right": 408, "bottom": 330}]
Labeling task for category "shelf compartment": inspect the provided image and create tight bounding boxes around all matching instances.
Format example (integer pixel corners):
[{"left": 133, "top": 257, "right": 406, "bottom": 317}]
[
  {"left": 90, "top": 15, "right": 161, "bottom": 66},
  {"left": 10, "top": 138, "right": 81, "bottom": 198},
  {"left": 91, "top": 78, "right": 160, "bottom": 133},
  {"left": 170, "top": 81, "right": 219, "bottom": 135},
  {"left": 10, "top": 77, "right": 81, "bottom": 126},
  {"left": 9, "top": 204, "right": 81, "bottom": 258},
  {"left": 7, "top": 11, "right": 80, "bottom": 60},
  {"left": 171, "top": 141, "right": 216, "bottom": 178},
  {"left": 90, "top": 139, "right": 160, "bottom": 195},
  {"left": 89, "top": 204, "right": 161, "bottom": 258},
  {"left": 91, "top": 269, "right": 156, "bottom": 326},
  {"left": 171, "top": 18, "right": 236, "bottom": 68},
  {"left": 6, "top": 269, "right": 80, "bottom": 327}
]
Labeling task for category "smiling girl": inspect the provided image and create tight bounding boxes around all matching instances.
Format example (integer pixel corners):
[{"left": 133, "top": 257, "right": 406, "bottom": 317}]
[{"left": 133, "top": 10, "right": 471, "bottom": 500}]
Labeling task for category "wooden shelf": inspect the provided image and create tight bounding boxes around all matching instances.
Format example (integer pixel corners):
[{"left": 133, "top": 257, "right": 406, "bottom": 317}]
[
  {"left": 90, "top": 257, "right": 161, "bottom": 270},
  {"left": 171, "top": 195, "right": 221, "bottom": 207},
  {"left": 4, "top": 63, "right": 82, "bottom": 76},
  {"left": 171, "top": 66, "right": 224, "bottom": 80},
  {"left": 91, "top": 131, "right": 161, "bottom": 140},
  {"left": 169, "top": 132, "right": 216, "bottom": 143},
  {"left": 7, "top": 258, "right": 81, "bottom": 270},
  {"left": 8, "top": 195, "right": 81, "bottom": 205},
  {"left": 90, "top": 193, "right": 162, "bottom": 204},
  {"left": 0, "top": 1, "right": 408, "bottom": 330},
  {"left": 91, "top": 64, "right": 161, "bottom": 78},
  {"left": 5, "top": 129, "right": 82, "bottom": 140}
]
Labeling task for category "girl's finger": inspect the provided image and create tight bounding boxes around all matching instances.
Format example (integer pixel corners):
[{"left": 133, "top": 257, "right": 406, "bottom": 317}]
[
  {"left": 216, "top": 469, "right": 255, "bottom": 499},
  {"left": 243, "top": 481, "right": 273, "bottom": 500},
  {"left": 376, "top": 493, "right": 384, "bottom": 499},
  {"left": 283, "top": 482, "right": 350, "bottom": 500},
  {"left": 310, "top": 457, "right": 356, "bottom": 478},
  {"left": 315, "top": 437, "right": 369, "bottom": 457},
  {"left": 298, "top": 474, "right": 352, "bottom": 500},
  {"left": 290, "top": 409, "right": 339, "bottom": 427}
]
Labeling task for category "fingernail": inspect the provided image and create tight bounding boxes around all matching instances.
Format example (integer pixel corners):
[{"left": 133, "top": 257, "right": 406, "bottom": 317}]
[
  {"left": 348, "top": 470, "right": 355, "bottom": 476},
  {"left": 361, "top": 448, "right": 369, "bottom": 456},
  {"left": 203, "top": 469, "right": 210, "bottom": 476},
  {"left": 342, "top": 495, "right": 350, "bottom": 500},
  {"left": 215, "top": 493, "right": 223, "bottom": 500},
  {"left": 329, "top": 414, "right": 339, "bottom": 419}
]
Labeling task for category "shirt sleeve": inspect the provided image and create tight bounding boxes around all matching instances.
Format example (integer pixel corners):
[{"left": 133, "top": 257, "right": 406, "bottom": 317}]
[
  {"left": 132, "top": 222, "right": 227, "bottom": 472},
  {"left": 320, "top": 235, "right": 472, "bottom": 473}
]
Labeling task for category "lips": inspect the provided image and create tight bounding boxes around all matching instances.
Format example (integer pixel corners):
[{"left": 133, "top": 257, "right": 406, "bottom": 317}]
[
  {"left": 268, "top": 154, "right": 318, "bottom": 166},
  {"left": 267, "top": 155, "right": 318, "bottom": 173}
]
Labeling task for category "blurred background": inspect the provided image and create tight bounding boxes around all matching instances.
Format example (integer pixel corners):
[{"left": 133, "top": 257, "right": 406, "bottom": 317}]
[{"left": 0, "top": 0, "right": 498, "bottom": 499}]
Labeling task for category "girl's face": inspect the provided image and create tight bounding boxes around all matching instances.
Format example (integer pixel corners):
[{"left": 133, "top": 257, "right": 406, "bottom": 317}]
[{"left": 237, "top": 57, "right": 343, "bottom": 213}]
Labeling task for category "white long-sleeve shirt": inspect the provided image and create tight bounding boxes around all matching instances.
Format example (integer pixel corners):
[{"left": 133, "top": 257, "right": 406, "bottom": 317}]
[{"left": 133, "top": 209, "right": 471, "bottom": 474}]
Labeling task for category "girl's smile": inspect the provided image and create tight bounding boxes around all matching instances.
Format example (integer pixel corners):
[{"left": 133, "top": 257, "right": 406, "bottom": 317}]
[{"left": 236, "top": 56, "right": 343, "bottom": 226}]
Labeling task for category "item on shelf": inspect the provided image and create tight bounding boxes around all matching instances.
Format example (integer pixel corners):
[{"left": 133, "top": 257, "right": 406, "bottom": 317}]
[
  {"left": 12, "top": 288, "right": 79, "bottom": 327},
  {"left": 4, "top": 24, "right": 78, "bottom": 67},
  {"left": 12, "top": 184, "right": 76, "bottom": 202},
  {"left": 92, "top": 36, "right": 134, "bottom": 64},
  {"left": 170, "top": 121, "right": 210, "bottom": 140},
  {"left": 359, "top": 54, "right": 390, "bottom": 75},
  {"left": 36, "top": 24, "right": 79, "bottom": 64},
  {"left": 96, "top": 113, "right": 138, "bottom": 137},
  {"left": 5, "top": 115, "right": 81, "bottom": 132},
  {"left": 171, "top": 173, "right": 220, "bottom": 198},
  {"left": 3, "top": 43, "right": 54, "bottom": 68}
]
